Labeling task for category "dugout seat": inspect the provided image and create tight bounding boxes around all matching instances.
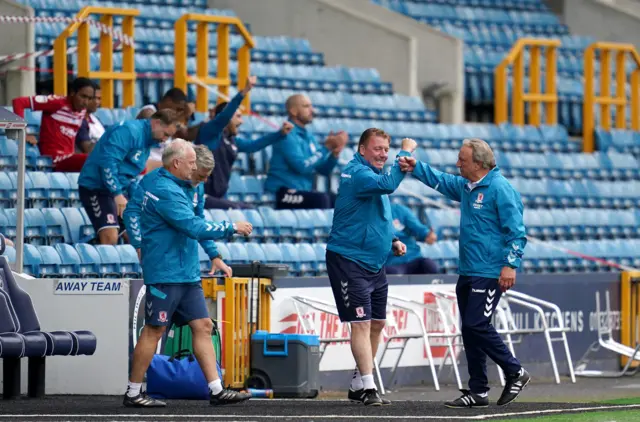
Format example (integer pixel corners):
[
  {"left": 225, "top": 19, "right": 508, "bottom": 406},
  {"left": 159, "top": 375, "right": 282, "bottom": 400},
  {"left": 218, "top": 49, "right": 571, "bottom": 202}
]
[
  {"left": 0, "top": 255, "right": 97, "bottom": 398},
  {"left": 93, "top": 245, "right": 123, "bottom": 278},
  {"left": 36, "top": 245, "right": 63, "bottom": 278},
  {"left": 115, "top": 244, "right": 141, "bottom": 278}
]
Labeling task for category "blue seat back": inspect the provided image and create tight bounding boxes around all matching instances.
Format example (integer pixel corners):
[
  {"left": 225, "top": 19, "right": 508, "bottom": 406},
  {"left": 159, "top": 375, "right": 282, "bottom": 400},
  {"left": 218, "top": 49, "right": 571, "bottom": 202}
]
[{"left": 0, "top": 256, "right": 41, "bottom": 332}]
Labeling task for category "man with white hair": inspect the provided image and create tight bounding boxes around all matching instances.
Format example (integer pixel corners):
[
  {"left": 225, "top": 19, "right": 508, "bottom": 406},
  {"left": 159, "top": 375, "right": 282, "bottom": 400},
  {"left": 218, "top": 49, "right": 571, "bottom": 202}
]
[
  {"left": 399, "top": 138, "right": 529, "bottom": 408},
  {"left": 124, "top": 143, "right": 237, "bottom": 277},
  {"left": 123, "top": 139, "right": 253, "bottom": 408}
]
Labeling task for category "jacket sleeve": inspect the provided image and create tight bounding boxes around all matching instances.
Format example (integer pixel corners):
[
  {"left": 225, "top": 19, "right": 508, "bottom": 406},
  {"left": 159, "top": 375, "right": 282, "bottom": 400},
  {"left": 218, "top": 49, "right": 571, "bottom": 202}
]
[
  {"left": 11, "top": 95, "right": 67, "bottom": 117},
  {"left": 196, "top": 91, "right": 245, "bottom": 150},
  {"left": 496, "top": 184, "right": 527, "bottom": 269},
  {"left": 194, "top": 185, "right": 220, "bottom": 259},
  {"left": 150, "top": 187, "right": 236, "bottom": 241},
  {"left": 351, "top": 151, "right": 411, "bottom": 198},
  {"left": 236, "top": 130, "right": 285, "bottom": 153},
  {"left": 122, "top": 180, "right": 144, "bottom": 249},
  {"left": 281, "top": 134, "right": 338, "bottom": 176},
  {"left": 411, "top": 161, "right": 466, "bottom": 202},
  {"left": 99, "top": 125, "right": 133, "bottom": 195},
  {"left": 397, "top": 204, "right": 430, "bottom": 240}
]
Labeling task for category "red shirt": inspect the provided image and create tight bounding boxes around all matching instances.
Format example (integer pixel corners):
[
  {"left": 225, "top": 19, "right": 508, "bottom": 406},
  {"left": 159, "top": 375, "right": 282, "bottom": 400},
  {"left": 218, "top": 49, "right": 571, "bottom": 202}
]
[{"left": 12, "top": 95, "right": 86, "bottom": 160}]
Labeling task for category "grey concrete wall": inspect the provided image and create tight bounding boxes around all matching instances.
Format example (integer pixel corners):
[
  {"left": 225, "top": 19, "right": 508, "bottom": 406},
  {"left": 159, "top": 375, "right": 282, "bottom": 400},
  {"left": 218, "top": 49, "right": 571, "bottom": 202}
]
[
  {"left": 0, "top": 0, "right": 35, "bottom": 105},
  {"left": 209, "top": 0, "right": 464, "bottom": 123},
  {"left": 0, "top": 275, "right": 130, "bottom": 395},
  {"left": 547, "top": 0, "right": 640, "bottom": 48}
]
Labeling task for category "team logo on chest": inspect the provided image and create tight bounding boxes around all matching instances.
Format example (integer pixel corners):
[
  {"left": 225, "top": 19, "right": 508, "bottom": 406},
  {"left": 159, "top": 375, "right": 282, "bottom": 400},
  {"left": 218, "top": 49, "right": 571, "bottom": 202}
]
[{"left": 473, "top": 192, "right": 484, "bottom": 209}]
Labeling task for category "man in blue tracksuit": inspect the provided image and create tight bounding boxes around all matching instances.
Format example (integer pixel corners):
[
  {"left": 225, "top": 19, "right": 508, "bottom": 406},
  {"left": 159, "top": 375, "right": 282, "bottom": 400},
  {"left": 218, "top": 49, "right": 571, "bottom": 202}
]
[
  {"left": 123, "top": 140, "right": 253, "bottom": 408},
  {"left": 385, "top": 203, "right": 439, "bottom": 275},
  {"left": 326, "top": 129, "right": 417, "bottom": 406},
  {"left": 399, "top": 138, "right": 530, "bottom": 408},
  {"left": 264, "top": 93, "right": 348, "bottom": 209},
  {"left": 78, "top": 109, "right": 179, "bottom": 246},
  {"left": 124, "top": 144, "right": 239, "bottom": 278},
  {"left": 196, "top": 82, "right": 293, "bottom": 210}
]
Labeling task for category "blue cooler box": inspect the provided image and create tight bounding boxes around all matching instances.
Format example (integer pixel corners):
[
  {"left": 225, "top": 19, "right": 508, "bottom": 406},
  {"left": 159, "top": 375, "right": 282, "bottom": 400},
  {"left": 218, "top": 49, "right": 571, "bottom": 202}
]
[{"left": 248, "top": 331, "right": 320, "bottom": 398}]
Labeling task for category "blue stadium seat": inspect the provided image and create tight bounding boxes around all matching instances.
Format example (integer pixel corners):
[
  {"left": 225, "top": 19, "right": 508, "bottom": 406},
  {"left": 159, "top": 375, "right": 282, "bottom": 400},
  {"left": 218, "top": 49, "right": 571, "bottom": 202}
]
[
  {"left": 311, "top": 243, "right": 327, "bottom": 275},
  {"left": 257, "top": 207, "right": 281, "bottom": 242},
  {"left": 60, "top": 207, "right": 94, "bottom": 244},
  {"left": 115, "top": 244, "right": 142, "bottom": 278},
  {"left": 36, "top": 245, "right": 63, "bottom": 278},
  {"left": 93, "top": 245, "right": 123, "bottom": 278},
  {"left": 41, "top": 208, "right": 71, "bottom": 244},
  {"left": 278, "top": 243, "right": 301, "bottom": 276},
  {"left": 296, "top": 243, "right": 318, "bottom": 276},
  {"left": 71, "top": 243, "right": 101, "bottom": 278},
  {"left": 47, "top": 172, "right": 72, "bottom": 208},
  {"left": 244, "top": 242, "right": 267, "bottom": 263},
  {"left": 226, "top": 243, "right": 249, "bottom": 265},
  {"left": 238, "top": 209, "right": 265, "bottom": 242},
  {"left": 260, "top": 243, "right": 285, "bottom": 269},
  {"left": 215, "top": 242, "right": 231, "bottom": 262}
]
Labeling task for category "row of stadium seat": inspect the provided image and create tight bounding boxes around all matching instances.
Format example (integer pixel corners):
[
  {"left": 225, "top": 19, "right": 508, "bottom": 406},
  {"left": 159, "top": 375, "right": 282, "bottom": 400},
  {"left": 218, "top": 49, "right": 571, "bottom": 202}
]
[
  {"left": 0, "top": 207, "right": 336, "bottom": 246},
  {"left": 3, "top": 236, "right": 632, "bottom": 279},
  {"left": 394, "top": 177, "right": 640, "bottom": 210},
  {"left": 423, "top": 208, "right": 640, "bottom": 241},
  {"left": 391, "top": 0, "right": 549, "bottom": 12}
]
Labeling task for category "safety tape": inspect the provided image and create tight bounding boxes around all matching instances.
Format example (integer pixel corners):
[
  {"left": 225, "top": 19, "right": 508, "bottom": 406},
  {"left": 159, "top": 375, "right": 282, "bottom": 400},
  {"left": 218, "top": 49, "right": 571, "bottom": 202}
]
[{"left": 0, "top": 15, "right": 133, "bottom": 65}]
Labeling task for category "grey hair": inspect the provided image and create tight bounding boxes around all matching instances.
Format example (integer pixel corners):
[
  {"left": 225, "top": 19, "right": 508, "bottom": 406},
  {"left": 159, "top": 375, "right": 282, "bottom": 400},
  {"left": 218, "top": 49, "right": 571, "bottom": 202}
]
[
  {"left": 193, "top": 144, "right": 215, "bottom": 171},
  {"left": 162, "top": 138, "right": 194, "bottom": 168},
  {"left": 462, "top": 138, "right": 496, "bottom": 169}
]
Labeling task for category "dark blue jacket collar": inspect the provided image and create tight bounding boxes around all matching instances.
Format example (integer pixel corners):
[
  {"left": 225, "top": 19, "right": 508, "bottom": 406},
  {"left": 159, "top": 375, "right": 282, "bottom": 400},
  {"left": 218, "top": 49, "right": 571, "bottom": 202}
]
[{"left": 158, "top": 167, "right": 193, "bottom": 188}]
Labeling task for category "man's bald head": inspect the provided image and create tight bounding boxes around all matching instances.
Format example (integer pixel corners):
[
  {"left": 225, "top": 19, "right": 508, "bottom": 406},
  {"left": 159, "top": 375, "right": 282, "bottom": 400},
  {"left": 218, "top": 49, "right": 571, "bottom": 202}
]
[{"left": 285, "top": 93, "right": 314, "bottom": 126}]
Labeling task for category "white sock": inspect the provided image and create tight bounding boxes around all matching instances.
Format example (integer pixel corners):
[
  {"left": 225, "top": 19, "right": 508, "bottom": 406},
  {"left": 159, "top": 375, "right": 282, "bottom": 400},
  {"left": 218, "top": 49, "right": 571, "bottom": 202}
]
[
  {"left": 361, "top": 374, "right": 376, "bottom": 390},
  {"left": 350, "top": 368, "right": 363, "bottom": 390},
  {"left": 126, "top": 381, "right": 142, "bottom": 398},
  {"left": 208, "top": 379, "right": 223, "bottom": 395}
]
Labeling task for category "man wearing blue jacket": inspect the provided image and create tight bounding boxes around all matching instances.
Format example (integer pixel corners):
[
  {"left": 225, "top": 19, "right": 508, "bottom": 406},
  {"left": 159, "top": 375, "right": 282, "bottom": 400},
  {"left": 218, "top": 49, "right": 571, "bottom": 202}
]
[
  {"left": 123, "top": 140, "right": 253, "bottom": 408},
  {"left": 78, "top": 109, "right": 179, "bottom": 246},
  {"left": 264, "top": 93, "right": 348, "bottom": 209},
  {"left": 399, "top": 138, "right": 529, "bottom": 408},
  {"left": 124, "top": 144, "right": 241, "bottom": 277},
  {"left": 196, "top": 78, "right": 293, "bottom": 210},
  {"left": 385, "top": 203, "right": 439, "bottom": 275},
  {"left": 326, "top": 129, "right": 417, "bottom": 406}
]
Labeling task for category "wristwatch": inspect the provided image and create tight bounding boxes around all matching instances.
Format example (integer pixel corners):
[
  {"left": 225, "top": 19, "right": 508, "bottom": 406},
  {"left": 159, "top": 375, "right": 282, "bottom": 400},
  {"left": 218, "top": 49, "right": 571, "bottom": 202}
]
[{"left": 232, "top": 223, "right": 238, "bottom": 233}]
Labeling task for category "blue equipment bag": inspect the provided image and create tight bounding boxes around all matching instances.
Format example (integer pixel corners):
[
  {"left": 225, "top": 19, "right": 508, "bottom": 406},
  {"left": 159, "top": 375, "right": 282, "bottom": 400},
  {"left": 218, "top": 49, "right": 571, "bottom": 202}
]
[{"left": 146, "top": 349, "right": 222, "bottom": 400}]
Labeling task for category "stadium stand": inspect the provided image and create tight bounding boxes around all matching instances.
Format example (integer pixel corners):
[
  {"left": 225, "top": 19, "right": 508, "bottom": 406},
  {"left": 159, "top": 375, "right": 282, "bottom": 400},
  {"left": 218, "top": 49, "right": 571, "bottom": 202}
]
[{"left": 0, "top": 0, "right": 638, "bottom": 281}]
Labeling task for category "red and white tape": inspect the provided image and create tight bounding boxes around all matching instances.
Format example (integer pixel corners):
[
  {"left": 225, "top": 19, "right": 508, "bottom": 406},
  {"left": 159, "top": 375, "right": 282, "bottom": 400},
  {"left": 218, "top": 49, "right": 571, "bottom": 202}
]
[{"left": 0, "top": 15, "right": 133, "bottom": 65}]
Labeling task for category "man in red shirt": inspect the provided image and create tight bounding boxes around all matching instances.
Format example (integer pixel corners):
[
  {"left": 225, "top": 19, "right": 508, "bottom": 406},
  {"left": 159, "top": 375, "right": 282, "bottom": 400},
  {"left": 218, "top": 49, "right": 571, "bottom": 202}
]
[{"left": 12, "top": 77, "right": 96, "bottom": 172}]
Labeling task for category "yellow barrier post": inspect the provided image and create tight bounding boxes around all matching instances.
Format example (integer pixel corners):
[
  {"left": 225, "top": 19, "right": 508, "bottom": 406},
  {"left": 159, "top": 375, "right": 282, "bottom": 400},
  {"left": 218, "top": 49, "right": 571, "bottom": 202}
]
[
  {"left": 494, "top": 38, "right": 560, "bottom": 126},
  {"left": 212, "top": 277, "right": 271, "bottom": 389},
  {"left": 620, "top": 271, "right": 640, "bottom": 368},
  {"left": 583, "top": 43, "right": 640, "bottom": 153},
  {"left": 53, "top": 7, "right": 139, "bottom": 108},
  {"left": 174, "top": 15, "right": 255, "bottom": 114}
]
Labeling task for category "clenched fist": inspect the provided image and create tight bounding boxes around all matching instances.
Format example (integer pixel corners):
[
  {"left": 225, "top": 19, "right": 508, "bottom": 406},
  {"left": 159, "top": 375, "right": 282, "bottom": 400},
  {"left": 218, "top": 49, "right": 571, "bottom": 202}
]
[
  {"left": 280, "top": 121, "right": 294, "bottom": 135},
  {"left": 233, "top": 221, "right": 253, "bottom": 236},
  {"left": 401, "top": 138, "right": 418, "bottom": 153}
]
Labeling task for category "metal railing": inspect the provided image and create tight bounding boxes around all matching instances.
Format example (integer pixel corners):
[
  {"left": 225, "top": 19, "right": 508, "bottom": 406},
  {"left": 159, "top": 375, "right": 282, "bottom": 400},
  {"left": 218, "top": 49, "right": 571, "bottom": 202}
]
[
  {"left": 583, "top": 42, "right": 640, "bottom": 153},
  {"left": 53, "top": 6, "right": 139, "bottom": 109},
  {"left": 494, "top": 38, "right": 560, "bottom": 126},
  {"left": 174, "top": 14, "right": 255, "bottom": 113}
]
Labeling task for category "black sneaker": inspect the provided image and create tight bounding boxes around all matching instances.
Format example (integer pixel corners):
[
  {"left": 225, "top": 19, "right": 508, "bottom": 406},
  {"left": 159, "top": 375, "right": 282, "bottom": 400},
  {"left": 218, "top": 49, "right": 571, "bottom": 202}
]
[
  {"left": 358, "top": 388, "right": 383, "bottom": 406},
  {"left": 348, "top": 388, "right": 391, "bottom": 405},
  {"left": 210, "top": 388, "right": 252, "bottom": 406},
  {"left": 497, "top": 368, "right": 531, "bottom": 406},
  {"left": 123, "top": 391, "right": 167, "bottom": 408},
  {"left": 444, "top": 389, "right": 489, "bottom": 408}
]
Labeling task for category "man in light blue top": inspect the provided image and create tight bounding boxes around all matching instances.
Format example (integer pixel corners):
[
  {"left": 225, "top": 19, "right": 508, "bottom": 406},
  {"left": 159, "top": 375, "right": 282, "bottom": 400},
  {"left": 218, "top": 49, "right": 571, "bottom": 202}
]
[
  {"left": 78, "top": 109, "right": 179, "bottom": 245},
  {"left": 123, "top": 140, "right": 253, "bottom": 409},
  {"left": 399, "top": 138, "right": 529, "bottom": 409},
  {"left": 124, "top": 144, "right": 240, "bottom": 277},
  {"left": 264, "top": 93, "right": 348, "bottom": 209},
  {"left": 326, "top": 128, "right": 417, "bottom": 406}
]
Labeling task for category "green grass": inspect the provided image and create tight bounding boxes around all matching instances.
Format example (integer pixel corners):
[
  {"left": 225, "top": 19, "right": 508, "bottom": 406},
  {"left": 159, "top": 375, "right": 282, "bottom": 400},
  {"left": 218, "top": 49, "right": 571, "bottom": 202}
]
[
  {"left": 490, "top": 397, "right": 640, "bottom": 421},
  {"left": 491, "top": 410, "right": 640, "bottom": 422}
]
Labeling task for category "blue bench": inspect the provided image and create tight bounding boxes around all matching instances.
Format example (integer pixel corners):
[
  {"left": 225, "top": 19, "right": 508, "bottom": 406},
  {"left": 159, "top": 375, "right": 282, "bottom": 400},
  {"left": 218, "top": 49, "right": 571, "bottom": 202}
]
[{"left": 0, "top": 256, "right": 97, "bottom": 399}]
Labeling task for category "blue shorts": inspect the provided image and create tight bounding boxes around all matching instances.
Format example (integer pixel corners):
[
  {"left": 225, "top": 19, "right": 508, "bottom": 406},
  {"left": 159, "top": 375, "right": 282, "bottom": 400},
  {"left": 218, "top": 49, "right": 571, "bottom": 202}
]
[
  {"left": 144, "top": 283, "right": 209, "bottom": 327},
  {"left": 326, "top": 250, "right": 388, "bottom": 323},
  {"left": 79, "top": 186, "right": 123, "bottom": 233}
]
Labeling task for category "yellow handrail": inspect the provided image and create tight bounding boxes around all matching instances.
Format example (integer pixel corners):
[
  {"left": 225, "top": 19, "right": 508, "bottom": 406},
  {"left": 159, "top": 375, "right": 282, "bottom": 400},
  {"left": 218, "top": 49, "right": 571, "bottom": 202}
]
[
  {"left": 620, "top": 271, "right": 640, "bottom": 369},
  {"left": 53, "top": 7, "right": 139, "bottom": 108},
  {"left": 583, "top": 42, "right": 640, "bottom": 153},
  {"left": 174, "top": 14, "right": 255, "bottom": 114},
  {"left": 494, "top": 38, "right": 560, "bottom": 126}
]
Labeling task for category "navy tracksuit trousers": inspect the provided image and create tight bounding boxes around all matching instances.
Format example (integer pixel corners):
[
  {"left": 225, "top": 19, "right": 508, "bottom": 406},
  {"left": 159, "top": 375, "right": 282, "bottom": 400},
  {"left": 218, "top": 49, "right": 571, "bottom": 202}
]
[{"left": 456, "top": 276, "right": 522, "bottom": 394}]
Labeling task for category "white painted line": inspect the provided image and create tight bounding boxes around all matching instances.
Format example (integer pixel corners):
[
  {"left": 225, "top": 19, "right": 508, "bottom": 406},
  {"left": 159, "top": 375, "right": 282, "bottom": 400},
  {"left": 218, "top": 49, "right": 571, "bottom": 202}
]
[{"left": 1, "top": 404, "right": 639, "bottom": 420}]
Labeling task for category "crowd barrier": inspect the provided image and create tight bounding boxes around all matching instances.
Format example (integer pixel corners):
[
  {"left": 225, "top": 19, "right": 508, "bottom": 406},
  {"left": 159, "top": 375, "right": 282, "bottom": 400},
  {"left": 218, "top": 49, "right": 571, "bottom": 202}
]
[{"left": 0, "top": 270, "right": 625, "bottom": 395}]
